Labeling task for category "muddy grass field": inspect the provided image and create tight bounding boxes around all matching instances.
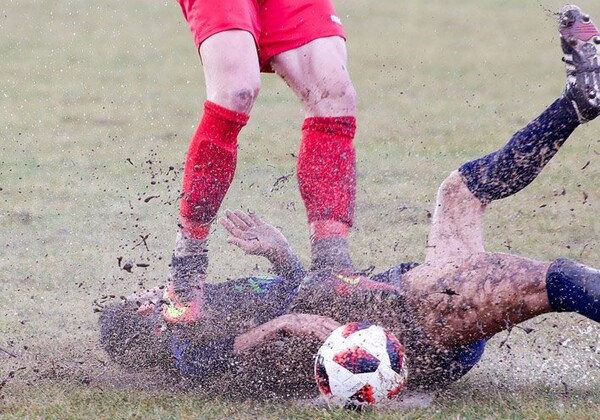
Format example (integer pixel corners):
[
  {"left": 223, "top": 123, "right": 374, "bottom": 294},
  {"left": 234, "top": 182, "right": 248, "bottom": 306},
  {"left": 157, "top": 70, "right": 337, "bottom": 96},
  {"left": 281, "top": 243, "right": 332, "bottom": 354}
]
[{"left": 1, "top": 0, "right": 599, "bottom": 417}]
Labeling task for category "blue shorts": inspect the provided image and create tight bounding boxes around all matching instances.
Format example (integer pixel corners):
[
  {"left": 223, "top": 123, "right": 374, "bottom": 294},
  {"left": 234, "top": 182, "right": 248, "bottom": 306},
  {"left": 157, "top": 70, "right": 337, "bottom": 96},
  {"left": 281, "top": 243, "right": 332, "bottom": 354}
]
[
  {"left": 442, "top": 339, "right": 487, "bottom": 381},
  {"left": 407, "top": 338, "right": 487, "bottom": 390}
]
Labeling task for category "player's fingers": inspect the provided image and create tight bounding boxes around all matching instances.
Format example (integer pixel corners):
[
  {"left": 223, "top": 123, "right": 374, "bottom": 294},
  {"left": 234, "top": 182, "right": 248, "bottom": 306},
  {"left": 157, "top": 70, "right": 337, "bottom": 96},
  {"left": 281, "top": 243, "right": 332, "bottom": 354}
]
[
  {"left": 234, "top": 210, "right": 257, "bottom": 228},
  {"left": 220, "top": 210, "right": 240, "bottom": 229},
  {"left": 292, "top": 314, "right": 340, "bottom": 340},
  {"left": 313, "top": 318, "right": 341, "bottom": 339},
  {"left": 217, "top": 214, "right": 235, "bottom": 231},
  {"left": 322, "top": 320, "right": 342, "bottom": 335},
  {"left": 224, "top": 210, "right": 250, "bottom": 231},
  {"left": 247, "top": 211, "right": 265, "bottom": 226},
  {"left": 223, "top": 209, "right": 235, "bottom": 219},
  {"left": 313, "top": 324, "right": 337, "bottom": 341},
  {"left": 315, "top": 316, "right": 339, "bottom": 329},
  {"left": 229, "top": 209, "right": 252, "bottom": 229},
  {"left": 137, "top": 301, "right": 156, "bottom": 316},
  {"left": 218, "top": 215, "right": 244, "bottom": 237},
  {"left": 226, "top": 237, "right": 252, "bottom": 252}
]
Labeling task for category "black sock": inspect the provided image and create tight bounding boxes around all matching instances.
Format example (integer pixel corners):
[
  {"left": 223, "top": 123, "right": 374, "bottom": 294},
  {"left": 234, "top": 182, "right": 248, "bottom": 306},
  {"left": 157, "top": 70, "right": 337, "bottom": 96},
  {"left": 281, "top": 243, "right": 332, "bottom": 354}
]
[
  {"left": 310, "top": 237, "right": 354, "bottom": 272},
  {"left": 170, "top": 253, "right": 208, "bottom": 302},
  {"left": 459, "top": 97, "right": 579, "bottom": 203}
]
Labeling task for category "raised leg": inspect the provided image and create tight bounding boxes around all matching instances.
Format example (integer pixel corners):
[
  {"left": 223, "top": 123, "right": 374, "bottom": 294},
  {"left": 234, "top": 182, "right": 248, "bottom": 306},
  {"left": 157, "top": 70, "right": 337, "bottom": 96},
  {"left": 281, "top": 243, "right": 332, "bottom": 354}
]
[
  {"left": 425, "top": 170, "right": 486, "bottom": 262},
  {"left": 427, "top": 5, "right": 600, "bottom": 263}
]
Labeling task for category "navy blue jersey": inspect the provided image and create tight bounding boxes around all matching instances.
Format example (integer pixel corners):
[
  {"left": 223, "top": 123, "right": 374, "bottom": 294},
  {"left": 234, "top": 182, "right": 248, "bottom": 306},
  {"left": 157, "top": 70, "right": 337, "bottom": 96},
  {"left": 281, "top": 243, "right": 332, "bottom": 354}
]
[
  {"left": 170, "top": 275, "right": 297, "bottom": 379},
  {"left": 170, "top": 267, "right": 486, "bottom": 391}
]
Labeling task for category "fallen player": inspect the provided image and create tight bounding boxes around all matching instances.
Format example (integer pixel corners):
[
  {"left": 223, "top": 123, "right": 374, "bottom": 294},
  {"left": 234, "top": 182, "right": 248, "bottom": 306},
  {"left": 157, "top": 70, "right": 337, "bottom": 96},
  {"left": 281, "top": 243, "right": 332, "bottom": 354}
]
[{"left": 99, "top": 4, "right": 600, "bottom": 396}]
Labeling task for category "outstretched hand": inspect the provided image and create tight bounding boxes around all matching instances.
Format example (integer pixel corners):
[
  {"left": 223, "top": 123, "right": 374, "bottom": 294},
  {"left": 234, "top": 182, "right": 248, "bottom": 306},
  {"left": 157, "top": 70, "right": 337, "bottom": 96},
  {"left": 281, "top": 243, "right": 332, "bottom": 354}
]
[
  {"left": 233, "top": 313, "right": 342, "bottom": 354},
  {"left": 218, "top": 209, "right": 290, "bottom": 259}
]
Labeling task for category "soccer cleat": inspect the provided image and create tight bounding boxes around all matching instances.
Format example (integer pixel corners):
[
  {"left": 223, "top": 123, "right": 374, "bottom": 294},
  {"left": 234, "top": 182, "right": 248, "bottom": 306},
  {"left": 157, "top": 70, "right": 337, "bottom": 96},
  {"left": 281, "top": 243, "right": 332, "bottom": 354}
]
[
  {"left": 559, "top": 5, "right": 600, "bottom": 122},
  {"left": 161, "top": 232, "right": 208, "bottom": 324},
  {"left": 161, "top": 281, "right": 204, "bottom": 324}
]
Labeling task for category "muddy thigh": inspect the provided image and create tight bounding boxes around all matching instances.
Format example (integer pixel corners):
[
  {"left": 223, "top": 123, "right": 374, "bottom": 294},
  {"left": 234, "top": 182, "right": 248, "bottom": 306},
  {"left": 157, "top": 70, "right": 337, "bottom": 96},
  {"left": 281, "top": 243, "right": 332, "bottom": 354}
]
[{"left": 402, "top": 252, "right": 551, "bottom": 347}]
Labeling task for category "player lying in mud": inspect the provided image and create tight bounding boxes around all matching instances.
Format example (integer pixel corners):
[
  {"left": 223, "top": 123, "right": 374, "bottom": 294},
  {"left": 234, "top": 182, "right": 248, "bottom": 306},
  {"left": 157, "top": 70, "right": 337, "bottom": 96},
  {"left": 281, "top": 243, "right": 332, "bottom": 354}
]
[{"left": 99, "top": 4, "right": 600, "bottom": 397}]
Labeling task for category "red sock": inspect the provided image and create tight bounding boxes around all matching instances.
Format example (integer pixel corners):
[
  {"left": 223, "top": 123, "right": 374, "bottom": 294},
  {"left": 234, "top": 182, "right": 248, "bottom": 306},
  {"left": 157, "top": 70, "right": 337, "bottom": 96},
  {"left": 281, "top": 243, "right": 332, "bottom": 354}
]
[
  {"left": 297, "top": 116, "right": 356, "bottom": 240},
  {"left": 179, "top": 101, "right": 249, "bottom": 239}
]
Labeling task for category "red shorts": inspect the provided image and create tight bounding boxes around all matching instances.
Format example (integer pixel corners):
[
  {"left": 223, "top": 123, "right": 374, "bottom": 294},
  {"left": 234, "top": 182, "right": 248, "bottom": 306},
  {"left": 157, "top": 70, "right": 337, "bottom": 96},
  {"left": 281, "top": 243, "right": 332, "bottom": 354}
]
[{"left": 177, "top": 0, "right": 346, "bottom": 72}]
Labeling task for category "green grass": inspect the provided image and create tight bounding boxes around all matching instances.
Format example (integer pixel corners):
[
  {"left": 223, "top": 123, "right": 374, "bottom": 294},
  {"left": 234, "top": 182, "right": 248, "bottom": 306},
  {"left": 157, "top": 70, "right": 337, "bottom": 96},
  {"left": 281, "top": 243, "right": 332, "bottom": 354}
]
[
  {"left": 1, "top": 0, "right": 599, "bottom": 417},
  {"left": 2, "top": 381, "right": 599, "bottom": 419}
]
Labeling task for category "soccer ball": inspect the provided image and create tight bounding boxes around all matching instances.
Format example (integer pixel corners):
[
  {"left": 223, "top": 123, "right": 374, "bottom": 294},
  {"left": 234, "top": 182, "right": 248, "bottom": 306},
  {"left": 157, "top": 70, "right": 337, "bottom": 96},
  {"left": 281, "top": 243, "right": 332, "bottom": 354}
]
[{"left": 314, "top": 322, "right": 408, "bottom": 408}]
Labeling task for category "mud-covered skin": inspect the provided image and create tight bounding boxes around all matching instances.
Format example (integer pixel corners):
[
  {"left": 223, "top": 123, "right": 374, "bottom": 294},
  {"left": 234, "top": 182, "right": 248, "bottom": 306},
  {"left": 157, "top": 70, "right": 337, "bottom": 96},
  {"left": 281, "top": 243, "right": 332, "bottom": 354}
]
[
  {"left": 166, "top": 272, "right": 405, "bottom": 394},
  {"left": 103, "top": 174, "right": 552, "bottom": 396},
  {"left": 102, "top": 253, "right": 553, "bottom": 396},
  {"left": 402, "top": 253, "right": 550, "bottom": 347},
  {"left": 403, "top": 253, "right": 548, "bottom": 389},
  {"left": 426, "top": 170, "right": 486, "bottom": 262},
  {"left": 288, "top": 252, "right": 551, "bottom": 390}
]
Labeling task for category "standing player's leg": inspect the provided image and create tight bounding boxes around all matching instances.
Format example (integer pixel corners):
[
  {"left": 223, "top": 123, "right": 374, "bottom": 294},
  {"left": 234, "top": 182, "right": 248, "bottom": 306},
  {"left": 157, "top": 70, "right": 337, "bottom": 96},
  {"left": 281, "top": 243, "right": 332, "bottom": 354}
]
[
  {"left": 253, "top": 0, "right": 356, "bottom": 273},
  {"left": 166, "top": 0, "right": 262, "bottom": 324},
  {"left": 426, "top": 5, "right": 600, "bottom": 262},
  {"left": 272, "top": 36, "right": 357, "bottom": 273}
]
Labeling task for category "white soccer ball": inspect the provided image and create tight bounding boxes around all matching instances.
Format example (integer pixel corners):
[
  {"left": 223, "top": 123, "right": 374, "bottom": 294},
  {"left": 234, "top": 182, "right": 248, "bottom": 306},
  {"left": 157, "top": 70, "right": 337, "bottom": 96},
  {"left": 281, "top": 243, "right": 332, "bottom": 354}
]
[{"left": 314, "top": 322, "right": 408, "bottom": 408}]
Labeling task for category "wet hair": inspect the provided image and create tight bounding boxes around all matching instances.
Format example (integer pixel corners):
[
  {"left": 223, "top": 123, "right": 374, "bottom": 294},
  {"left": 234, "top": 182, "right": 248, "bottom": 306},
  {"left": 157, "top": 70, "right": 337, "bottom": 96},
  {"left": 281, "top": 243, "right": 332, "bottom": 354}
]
[{"left": 98, "top": 301, "right": 172, "bottom": 371}]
